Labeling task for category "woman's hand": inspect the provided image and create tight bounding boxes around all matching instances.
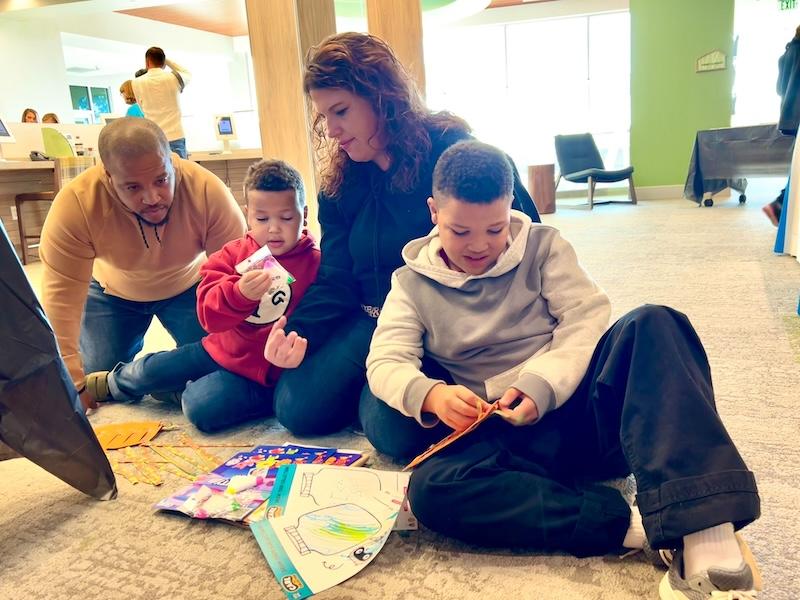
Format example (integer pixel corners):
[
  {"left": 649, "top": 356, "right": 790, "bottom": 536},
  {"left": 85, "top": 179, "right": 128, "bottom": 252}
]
[
  {"left": 422, "top": 383, "right": 491, "bottom": 431},
  {"left": 265, "top": 316, "right": 308, "bottom": 368},
  {"left": 496, "top": 387, "right": 539, "bottom": 426}
]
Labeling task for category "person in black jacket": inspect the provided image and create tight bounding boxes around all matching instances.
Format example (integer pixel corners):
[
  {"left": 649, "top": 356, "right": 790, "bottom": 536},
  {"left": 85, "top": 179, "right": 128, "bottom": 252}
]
[
  {"left": 764, "top": 25, "right": 800, "bottom": 226},
  {"left": 266, "top": 32, "right": 540, "bottom": 436}
]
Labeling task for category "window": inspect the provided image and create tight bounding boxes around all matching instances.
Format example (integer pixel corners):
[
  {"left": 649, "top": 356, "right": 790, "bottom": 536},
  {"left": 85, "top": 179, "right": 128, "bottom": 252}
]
[
  {"left": 425, "top": 11, "right": 631, "bottom": 178},
  {"left": 69, "top": 85, "right": 113, "bottom": 123}
]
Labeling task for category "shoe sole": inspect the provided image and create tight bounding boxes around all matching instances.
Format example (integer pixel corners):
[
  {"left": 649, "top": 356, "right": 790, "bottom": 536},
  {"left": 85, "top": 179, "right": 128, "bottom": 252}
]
[
  {"left": 658, "top": 533, "right": 762, "bottom": 599},
  {"left": 762, "top": 204, "right": 779, "bottom": 226}
]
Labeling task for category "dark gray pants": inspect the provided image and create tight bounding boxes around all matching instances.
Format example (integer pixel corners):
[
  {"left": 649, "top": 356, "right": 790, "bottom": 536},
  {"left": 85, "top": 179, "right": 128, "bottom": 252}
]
[
  {"left": 362, "top": 305, "right": 760, "bottom": 556},
  {"left": 274, "top": 314, "right": 376, "bottom": 436}
]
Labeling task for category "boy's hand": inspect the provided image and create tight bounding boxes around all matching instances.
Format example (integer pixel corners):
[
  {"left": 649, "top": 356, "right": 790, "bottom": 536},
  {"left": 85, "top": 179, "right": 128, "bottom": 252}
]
[
  {"left": 237, "top": 270, "right": 273, "bottom": 301},
  {"left": 496, "top": 387, "right": 539, "bottom": 426},
  {"left": 422, "top": 384, "right": 491, "bottom": 431},
  {"left": 265, "top": 315, "right": 307, "bottom": 368}
]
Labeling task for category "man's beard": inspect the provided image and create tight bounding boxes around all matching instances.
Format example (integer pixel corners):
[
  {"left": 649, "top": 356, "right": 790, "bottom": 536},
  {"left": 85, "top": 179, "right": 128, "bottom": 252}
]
[{"left": 138, "top": 208, "right": 170, "bottom": 226}]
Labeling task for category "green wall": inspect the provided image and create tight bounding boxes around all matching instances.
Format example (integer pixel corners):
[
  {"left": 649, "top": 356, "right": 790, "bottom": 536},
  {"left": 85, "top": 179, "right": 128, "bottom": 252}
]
[{"left": 630, "top": 0, "right": 735, "bottom": 186}]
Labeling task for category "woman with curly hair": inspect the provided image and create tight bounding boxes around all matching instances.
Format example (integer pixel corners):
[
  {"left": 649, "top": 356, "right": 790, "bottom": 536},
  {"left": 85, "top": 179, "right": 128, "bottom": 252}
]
[{"left": 267, "top": 32, "right": 540, "bottom": 436}]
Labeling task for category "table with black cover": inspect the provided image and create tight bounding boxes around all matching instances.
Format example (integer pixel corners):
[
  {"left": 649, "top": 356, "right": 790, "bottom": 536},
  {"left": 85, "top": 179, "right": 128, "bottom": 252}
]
[{"left": 683, "top": 124, "right": 794, "bottom": 206}]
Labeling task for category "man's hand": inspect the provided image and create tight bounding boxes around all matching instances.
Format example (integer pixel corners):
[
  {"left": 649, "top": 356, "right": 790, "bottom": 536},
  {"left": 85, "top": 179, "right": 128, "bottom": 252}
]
[
  {"left": 237, "top": 270, "right": 272, "bottom": 301},
  {"left": 496, "top": 387, "right": 539, "bottom": 426},
  {"left": 79, "top": 387, "right": 98, "bottom": 412},
  {"left": 265, "top": 315, "right": 307, "bottom": 368},
  {"left": 422, "top": 384, "right": 491, "bottom": 431}
]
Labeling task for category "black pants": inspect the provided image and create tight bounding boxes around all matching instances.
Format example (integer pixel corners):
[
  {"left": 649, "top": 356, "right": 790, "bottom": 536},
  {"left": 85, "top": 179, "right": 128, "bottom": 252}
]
[
  {"left": 364, "top": 305, "right": 760, "bottom": 557},
  {"left": 274, "top": 314, "right": 376, "bottom": 436}
]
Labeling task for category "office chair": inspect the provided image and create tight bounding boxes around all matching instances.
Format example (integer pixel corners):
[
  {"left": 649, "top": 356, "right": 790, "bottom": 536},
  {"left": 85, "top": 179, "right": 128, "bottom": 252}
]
[
  {"left": 41, "top": 127, "right": 75, "bottom": 158},
  {"left": 554, "top": 133, "right": 636, "bottom": 209},
  {"left": 15, "top": 156, "right": 95, "bottom": 264}
]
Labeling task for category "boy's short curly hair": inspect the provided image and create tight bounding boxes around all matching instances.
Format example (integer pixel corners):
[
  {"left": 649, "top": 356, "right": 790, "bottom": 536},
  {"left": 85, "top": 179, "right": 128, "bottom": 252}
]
[
  {"left": 243, "top": 159, "right": 306, "bottom": 208},
  {"left": 432, "top": 140, "right": 513, "bottom": 203}
]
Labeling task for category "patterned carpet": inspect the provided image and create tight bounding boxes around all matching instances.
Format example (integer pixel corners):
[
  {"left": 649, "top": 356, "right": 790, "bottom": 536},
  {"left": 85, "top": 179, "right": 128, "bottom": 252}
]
[{"left": 1, "top": 190, "right": 798, "bottom": 599}]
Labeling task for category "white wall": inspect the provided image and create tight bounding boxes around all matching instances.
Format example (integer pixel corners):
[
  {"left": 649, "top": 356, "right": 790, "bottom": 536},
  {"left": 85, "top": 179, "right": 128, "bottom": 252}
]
[{"left": 0, "top": 18, "right": 72, "bottom": 123}]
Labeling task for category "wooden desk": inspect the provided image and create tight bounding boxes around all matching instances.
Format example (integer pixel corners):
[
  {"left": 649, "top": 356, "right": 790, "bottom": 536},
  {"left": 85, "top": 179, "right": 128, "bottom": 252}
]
[{"left": 189, "top": 150, "right": 262, "bottom": 208}]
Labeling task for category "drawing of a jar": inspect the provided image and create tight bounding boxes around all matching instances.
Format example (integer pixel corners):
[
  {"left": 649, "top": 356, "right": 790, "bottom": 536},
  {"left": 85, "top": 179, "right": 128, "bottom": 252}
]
[{"left": 284, "top": 503, "right": 382, "bottom": 556}]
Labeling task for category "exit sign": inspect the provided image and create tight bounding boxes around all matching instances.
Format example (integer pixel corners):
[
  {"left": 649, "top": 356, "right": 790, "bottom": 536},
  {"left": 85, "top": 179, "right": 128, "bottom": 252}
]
[{"left": 780, "top": 0, "right": 797, "bottom": 10}]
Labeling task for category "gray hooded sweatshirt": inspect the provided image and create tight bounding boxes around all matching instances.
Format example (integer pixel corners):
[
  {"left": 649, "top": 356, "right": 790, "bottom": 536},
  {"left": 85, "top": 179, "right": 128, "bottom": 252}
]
[{"left": 366, "top": 210, "right": 611, "bottom": 426}]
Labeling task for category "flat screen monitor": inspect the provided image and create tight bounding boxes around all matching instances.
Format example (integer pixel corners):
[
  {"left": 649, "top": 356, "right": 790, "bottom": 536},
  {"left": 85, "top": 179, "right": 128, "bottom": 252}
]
[
  {"left": 0, "top": 116, "right": 15, "bottom": 159},
  {"left": 0, "top": 117, "right": 15, "bottom": 143},
  {"left": 215, "top": 115, "right": 236, "bottom": 139},
  {"left": 214, "top": 115, "right": 236, "bottom": 154}
]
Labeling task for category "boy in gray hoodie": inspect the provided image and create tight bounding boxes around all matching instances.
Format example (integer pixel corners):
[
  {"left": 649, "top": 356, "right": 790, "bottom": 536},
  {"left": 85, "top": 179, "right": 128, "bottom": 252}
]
[{"left": 362, "top": 141, "right": 761, "bottom": 599}]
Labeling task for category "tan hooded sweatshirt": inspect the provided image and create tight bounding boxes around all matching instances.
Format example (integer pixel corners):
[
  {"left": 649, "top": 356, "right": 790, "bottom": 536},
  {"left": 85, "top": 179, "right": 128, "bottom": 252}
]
[{"left": 38, "top": 155, "right": 247, "bottom": 386}]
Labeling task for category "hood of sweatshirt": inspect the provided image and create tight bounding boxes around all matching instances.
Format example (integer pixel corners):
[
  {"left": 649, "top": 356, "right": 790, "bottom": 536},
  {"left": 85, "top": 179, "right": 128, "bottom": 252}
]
[{"left": 400, "top": 209, "right": 533, "bottom": 288}]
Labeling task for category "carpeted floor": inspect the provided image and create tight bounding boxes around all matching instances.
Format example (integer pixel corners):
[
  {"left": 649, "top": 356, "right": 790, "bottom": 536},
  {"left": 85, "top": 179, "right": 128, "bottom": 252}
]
[{"left": 1, "top": 188, "right": 798, "bottom": 599}]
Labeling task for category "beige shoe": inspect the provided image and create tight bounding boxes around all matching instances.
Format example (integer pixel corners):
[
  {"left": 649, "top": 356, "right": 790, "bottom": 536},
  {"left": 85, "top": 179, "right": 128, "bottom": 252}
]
[
  {"left": 85, "top": 371, "right": 112, "bottom": 402},
  {"left": 659, "top": 533, "right": 762, "bottom": 599}
]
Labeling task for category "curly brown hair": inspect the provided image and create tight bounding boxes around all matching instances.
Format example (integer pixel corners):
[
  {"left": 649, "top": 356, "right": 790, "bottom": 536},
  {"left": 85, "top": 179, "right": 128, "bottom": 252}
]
[{"left": 303, "top": 32, "right": 470, "bottom": 198}]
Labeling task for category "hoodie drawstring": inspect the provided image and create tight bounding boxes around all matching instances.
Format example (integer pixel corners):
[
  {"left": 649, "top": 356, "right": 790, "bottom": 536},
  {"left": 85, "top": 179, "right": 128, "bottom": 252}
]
[{"left": 135, "top": 214, "right": 164, "bottom": 249}]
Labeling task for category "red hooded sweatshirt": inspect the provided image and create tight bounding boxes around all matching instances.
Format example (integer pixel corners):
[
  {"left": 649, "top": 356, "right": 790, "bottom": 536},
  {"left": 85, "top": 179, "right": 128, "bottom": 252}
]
[{"left": 197, "top": 232, "right": 320, "bottom": 385}]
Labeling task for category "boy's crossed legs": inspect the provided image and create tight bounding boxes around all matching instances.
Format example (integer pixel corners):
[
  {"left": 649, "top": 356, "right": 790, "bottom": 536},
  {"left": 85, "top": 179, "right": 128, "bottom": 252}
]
[{"left": 362, "top": 305, "right": 761, "bottom": 597}]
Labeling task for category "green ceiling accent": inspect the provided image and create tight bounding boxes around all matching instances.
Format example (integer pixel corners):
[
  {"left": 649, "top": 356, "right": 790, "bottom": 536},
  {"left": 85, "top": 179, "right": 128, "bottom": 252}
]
[{"left": 333, "top": 0, "right": 456, "bottom": 19}]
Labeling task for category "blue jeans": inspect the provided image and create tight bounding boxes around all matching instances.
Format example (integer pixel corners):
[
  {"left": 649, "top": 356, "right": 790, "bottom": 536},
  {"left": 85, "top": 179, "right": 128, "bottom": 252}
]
[
  {"left": 169, "top": 138, "right": 187, "bottom": 159},
  {"left": 274, "top": 314, "right": 376, "bottom": 436},
  {"left": 108, "top": 341, "right": 274, "bottom": 433},
  {"left": 80, "top": 280, "right": 206, "bottom": 375}
]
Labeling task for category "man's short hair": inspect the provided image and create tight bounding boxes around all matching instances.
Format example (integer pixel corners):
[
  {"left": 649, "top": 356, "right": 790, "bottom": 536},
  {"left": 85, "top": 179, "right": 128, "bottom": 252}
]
[
  {"left": 433, "top": 140, "right": 514, "bottom": 203},
  {"left": 244, "top": 160, "right": 306, "bottom": 208},
  {"left": 145, "top": 47, "right": 166, "bottom": 67},
  {"left": 98, "top": 118, "right": 171, "bottom": 170}
]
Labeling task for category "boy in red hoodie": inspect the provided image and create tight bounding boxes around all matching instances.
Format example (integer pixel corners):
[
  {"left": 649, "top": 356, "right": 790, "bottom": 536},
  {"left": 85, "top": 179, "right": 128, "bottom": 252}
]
[{"left": 84, "top": 159, "right": 320, "bottom": 432}]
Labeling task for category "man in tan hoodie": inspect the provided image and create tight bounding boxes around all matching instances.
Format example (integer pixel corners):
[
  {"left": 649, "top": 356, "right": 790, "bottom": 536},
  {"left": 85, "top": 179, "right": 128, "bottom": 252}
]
[{"left": 39, "top": 117, "right": 246, "bottom": 411}]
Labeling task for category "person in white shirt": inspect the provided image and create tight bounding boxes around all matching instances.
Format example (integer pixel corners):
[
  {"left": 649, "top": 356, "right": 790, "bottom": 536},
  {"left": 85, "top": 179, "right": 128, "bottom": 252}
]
[{"left": 131, "top": 46, "right": 191, "bottom": 158}]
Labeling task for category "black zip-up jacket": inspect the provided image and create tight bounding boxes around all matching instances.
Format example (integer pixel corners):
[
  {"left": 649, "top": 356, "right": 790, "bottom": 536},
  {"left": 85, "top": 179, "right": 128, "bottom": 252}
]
[
  {"left": 778, "top": 36, "right": 800, "bottom": 135},
  {"left": 285, "top": 126, "right": 541, "bottom": 354}
]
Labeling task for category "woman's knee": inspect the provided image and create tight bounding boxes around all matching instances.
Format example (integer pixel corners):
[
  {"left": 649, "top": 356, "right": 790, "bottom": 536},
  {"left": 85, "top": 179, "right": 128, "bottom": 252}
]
[
  {"left": 274, "top": 359, "right": 363, "bottom": 436},
  {"left": 274, "top": 378, "right": 350, "bottom": 436}
]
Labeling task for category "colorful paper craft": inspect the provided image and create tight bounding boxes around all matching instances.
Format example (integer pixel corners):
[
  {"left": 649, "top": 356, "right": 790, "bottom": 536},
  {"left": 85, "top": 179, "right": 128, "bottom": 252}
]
[
  {"left": 155, "top": 444, "right": 367, "bottom": 524},
  {"left": 94, "top": 421, "right": 163, "bottom": 450},
  {"left": 404, "top": 400, "right": 501, "bottom": 471}
]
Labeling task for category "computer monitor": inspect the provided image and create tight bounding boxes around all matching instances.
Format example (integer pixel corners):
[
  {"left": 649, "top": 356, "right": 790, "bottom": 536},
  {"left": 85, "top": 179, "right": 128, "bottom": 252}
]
[
  {"left": 0, "top": 116, "right": 16, "bottom": 160},
  {"left": 99, "top": 114, "right": 119, "bottom": 125},
  {"left": 214, "top": 115, "right": 236, "bottom": 154}
]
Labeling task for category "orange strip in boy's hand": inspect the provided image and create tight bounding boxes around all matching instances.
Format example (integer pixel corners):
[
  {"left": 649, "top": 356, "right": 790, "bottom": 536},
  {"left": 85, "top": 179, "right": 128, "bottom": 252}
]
[{"left": 403, "top": 401, "right": 500, "bottom": 471}]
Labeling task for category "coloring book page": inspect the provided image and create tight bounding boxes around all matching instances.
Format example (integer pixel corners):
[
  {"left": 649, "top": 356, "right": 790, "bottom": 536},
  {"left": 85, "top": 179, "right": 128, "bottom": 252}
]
[{"left": 250, "top": 465, "right": 411, "bottom": 599}]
